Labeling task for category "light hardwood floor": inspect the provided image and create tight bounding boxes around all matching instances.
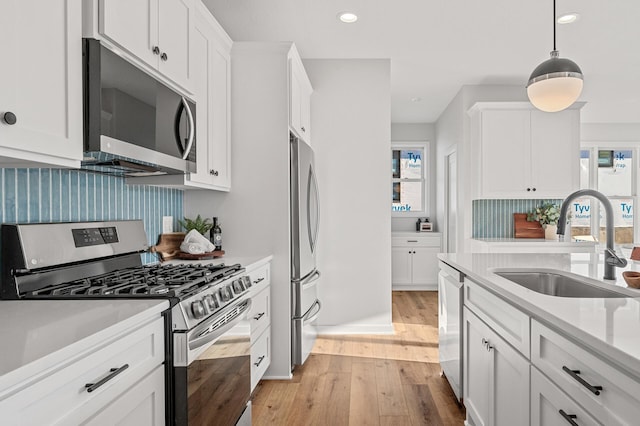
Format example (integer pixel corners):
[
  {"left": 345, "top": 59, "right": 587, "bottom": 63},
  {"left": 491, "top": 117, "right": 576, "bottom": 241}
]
[{"left": 252, "top": 291, "right": 465, "bottom": 425}]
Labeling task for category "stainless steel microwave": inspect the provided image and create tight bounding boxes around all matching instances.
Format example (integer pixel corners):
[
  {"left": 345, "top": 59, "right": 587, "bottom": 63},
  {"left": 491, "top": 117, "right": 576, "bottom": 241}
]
[{"left": 82, "top": 38, "right": 196, "bottom": 177}]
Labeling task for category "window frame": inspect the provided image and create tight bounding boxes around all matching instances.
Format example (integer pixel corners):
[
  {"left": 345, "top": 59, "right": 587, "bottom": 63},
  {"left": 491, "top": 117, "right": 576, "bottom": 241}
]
[
  {"left": 578, "top": 142, "right": 639, "bottom": 244},
  {"left": 391, "top": 141, "right": 429, "bottom": 218}
]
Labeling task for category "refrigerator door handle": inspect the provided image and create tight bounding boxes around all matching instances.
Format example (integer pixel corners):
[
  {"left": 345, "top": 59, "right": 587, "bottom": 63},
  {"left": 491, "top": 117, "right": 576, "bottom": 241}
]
[
  {"left": 293, "top": 269, "right": 321, "bottom": 288},
  {"left": 307, "top": 163, "right": 320, "bottom": 253},
  {"left": 294, "top": 299, "right": 321, "bottom": 323}
]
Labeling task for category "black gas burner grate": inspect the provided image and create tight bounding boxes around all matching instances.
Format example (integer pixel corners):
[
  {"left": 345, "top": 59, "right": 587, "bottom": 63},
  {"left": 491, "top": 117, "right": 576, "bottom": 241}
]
[{"left": 27, "top": 263, "right": 242, "bottom": 299}]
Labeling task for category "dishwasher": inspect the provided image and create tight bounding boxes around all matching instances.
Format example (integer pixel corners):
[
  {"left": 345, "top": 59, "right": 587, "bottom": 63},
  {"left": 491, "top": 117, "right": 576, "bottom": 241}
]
[{"left": 438, "top": 261, "right": 464, "bottom": 403}]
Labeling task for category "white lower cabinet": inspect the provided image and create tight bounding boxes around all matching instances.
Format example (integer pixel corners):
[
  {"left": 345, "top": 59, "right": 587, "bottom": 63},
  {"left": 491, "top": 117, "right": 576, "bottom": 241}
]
[
  {"left": 531, "top": 366, "right": 599, "bottom": 426},
  {"left": 392, "top": 233, "right": 442, "bottom": 290},
  {"left": 247, "top": 261, "right": 272, "bottom": 392},
  {"left": 463, "top": 307, "right": 529, "bottom": 426},
  {"left": 0, "top": 317, "right": 165, "bottom": 425}
]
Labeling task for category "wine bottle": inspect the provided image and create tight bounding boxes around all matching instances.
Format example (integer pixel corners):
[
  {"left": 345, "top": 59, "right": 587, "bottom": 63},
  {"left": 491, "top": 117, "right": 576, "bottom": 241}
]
[{"left": 211, "top": 217, "right": 222, "bottom": 251}]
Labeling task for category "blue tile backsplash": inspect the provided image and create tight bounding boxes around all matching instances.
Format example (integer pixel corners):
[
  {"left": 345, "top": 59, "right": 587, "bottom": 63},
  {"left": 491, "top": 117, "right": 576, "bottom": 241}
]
[
  {"left": 1, "top": 168, "right": 183, "bottom": 264},
  {"left": 473, "top": 199, "right": 563, "bottom": 238}
]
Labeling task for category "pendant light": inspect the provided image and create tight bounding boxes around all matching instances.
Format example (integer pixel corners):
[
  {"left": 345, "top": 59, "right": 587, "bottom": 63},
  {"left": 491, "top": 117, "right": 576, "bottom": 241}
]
[{"left": 526, "top": 0, "right": 583, "bottom": 112}]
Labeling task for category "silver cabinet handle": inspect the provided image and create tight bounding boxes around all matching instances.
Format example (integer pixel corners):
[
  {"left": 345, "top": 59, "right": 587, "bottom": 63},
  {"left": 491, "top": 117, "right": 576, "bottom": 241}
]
[
  {"left": 85, "top": 364, "right": 129, "bottom": 393},
  {"left": 254, "top": 355, "right": 266, "bottom": 367}
]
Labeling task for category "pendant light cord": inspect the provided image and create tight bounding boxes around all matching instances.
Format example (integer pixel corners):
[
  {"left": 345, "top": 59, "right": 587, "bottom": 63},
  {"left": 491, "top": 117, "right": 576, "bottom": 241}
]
[{"left": 553, "top": 0, "right": 557, "bottom": 51}]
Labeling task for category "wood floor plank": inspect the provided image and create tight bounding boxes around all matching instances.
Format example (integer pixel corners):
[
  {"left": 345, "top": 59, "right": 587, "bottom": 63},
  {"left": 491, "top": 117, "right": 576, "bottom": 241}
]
[
  {"left": 251, "top": 291, "right": 465, "bottom": 426},
  {"left": 375, "top": 359, "right": 409, "bottom": 416},
  {"left": 349, "top": 362, "right": 380, "bottom": 426}
]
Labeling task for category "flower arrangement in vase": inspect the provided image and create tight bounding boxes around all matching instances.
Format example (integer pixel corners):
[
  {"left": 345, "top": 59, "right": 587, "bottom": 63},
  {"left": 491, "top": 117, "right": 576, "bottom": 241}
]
[{"left": 527, "top": 203, "right": 561, "bottom": 240}]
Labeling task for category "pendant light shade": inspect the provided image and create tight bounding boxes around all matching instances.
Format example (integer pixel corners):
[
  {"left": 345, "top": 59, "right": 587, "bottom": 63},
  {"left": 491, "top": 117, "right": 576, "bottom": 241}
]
[{"left": 526, "top": 0, "right": 583, "bottom": 112}]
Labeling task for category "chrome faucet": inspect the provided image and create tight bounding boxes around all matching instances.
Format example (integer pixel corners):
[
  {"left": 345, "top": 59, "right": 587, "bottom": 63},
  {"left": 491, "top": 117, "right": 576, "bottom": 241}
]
[{"left": 557, "top": 189, "right": 627, "bottom": 280}]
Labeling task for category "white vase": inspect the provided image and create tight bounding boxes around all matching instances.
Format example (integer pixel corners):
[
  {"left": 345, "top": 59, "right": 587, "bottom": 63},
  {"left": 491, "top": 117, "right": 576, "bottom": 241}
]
[{"left": 544, "top": 224, "right": 558, "bottom": 241}]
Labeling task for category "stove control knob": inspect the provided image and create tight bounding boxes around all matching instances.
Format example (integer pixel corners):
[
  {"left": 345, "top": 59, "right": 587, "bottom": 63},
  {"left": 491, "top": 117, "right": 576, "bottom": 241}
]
[
  {"left": 233, "top": 279, "right": 245, "bottom": 293},
  {"left": 191, "top": 300, "right": 206, "bottom": 319},
  {"left": 203, "top": 294, "right": 217, "bottom": 311},
  {"left": 219, "top": 286, "right": 231, "bottom": 302}
]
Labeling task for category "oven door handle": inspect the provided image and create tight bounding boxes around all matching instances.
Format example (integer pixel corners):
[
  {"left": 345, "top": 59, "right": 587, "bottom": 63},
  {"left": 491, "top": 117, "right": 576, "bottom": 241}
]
[{"left": 188, "top": 299, "right": 252, "bottom": 350}]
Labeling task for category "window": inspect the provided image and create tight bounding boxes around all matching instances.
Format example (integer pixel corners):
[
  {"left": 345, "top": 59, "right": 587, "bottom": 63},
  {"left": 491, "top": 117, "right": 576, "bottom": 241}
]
[
  {"left": 391, "top": 142, "right": 428, "bottom": 215},
  {"left": 570, "top": 147, "right": 636, "bottom": 245}
]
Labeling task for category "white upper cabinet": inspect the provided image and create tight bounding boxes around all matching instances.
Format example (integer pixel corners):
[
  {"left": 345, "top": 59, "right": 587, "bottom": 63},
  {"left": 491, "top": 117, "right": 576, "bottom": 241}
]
[
  {"left": 130, "top": 2, "right": 232, "bottom": 191},
  {"left": 0, "top": 0, "right": 83, "bottom": 168},
  {"left": 289, "top": 52, "right": 312, "bottom": 143},
  {"left": 469, "top": 102, "right": 583, "bottom": 199},
  {"left": 87, "top": 0, "right": 194, "bottom": 94}
]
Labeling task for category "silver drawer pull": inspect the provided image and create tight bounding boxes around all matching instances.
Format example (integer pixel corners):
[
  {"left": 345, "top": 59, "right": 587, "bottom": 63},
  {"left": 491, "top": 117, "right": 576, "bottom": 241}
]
[
  {"left": 85, "top": 364, "right": 129, "bottom": 393},
  {"left": 254, "top": 355, "right": 266, "bottom": 367},
  {"left": 253, "top": 277, "right": 265, "bottom": 284},
  {"left": 407, "top": 240, "right": 418, "bottom": 243},
  {"left": 562, "top": 366, "right": 603, "bottom": 395},
  {"left": 559, "top": 409, "right": 579, "bottom": 426},
  {"left": 253, "top": 312, "right": 265, "bottom": 321}
]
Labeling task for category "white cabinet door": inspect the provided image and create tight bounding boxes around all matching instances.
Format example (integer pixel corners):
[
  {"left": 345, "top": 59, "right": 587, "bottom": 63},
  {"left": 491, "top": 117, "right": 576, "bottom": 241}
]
[
  {"left": 0, "top": 0, "right": 82, "bottom": 168},
  {"left": 157, "top": 0, "right": 193, "bottom": 91},
  {"left": 98, "top": 0, "right": 193, "bottom": 93},
  {"left": 206, "top": 44, "right": 231, "bottom": 189},
  {"left": 289, "top": 56, "right": 312, "bottom": 142},
  {"left": 82, "top": 366, "right": 165, "bottom": 426},
  {"left": 464, "top": 307, "right": 529, "bottom": 426},
  {"left": 391, "top": 247, "right": 412, "bottom": 285},
  {"left": 411, "top": 247, "right": 440, "bottom": 285},
  {"left": 480, "top": 109, "right": 531, "bottom": 198},
  {"left": 530, "top": 109, "right": 579, "bottom": 198},
  {"left": 464, "top": 307, "right": 492, "bottom": 426},
  {"left": 99, "top": 0, "right": 158, "bottom": 69}
]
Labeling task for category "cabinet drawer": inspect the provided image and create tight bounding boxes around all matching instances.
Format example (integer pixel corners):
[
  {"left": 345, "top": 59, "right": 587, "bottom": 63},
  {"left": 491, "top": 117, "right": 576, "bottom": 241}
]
[
  {"left": 248, "top": 262, "right": 271, "bottom": 291},
  {"left": 464, "top": 278, "right": 530, "bottom": 356},
  {"left": 531, "top": 366, "right": 599, "bottom": 426},
  {"left": 249, "top": 285, "right": 270, "bottom": 340},
  {"left": 392, "top": 236, "right": 441, "bottom": 247},
  {"left": 532, "top": 320, "right": 640, "bottom": 425},
  {"left": 0, "top": 317, "right": 165, "bottom": 425},
  {"left": 251, "top": 326, "right": 271, "bottom": 392}
]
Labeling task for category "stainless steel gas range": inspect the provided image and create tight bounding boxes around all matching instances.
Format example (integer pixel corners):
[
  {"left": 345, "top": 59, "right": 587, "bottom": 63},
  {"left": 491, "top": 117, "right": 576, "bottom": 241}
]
[{"left": 0, "top": 220, "right": 253, "bottom": 426}]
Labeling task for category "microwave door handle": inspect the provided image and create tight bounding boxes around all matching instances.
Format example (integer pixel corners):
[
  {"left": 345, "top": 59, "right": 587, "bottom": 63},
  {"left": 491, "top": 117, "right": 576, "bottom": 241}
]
[
  {"left": 181, "top": 97, "right": 195, "bottom": 160},
  {"left": 174, "top": 100, "right": 186, "bottom": 157}
]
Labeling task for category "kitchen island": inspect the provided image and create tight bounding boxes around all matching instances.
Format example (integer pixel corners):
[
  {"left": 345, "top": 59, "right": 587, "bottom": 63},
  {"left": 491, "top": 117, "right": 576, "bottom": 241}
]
[{"left": 438, "top": 252, "right": 640, "bottom": 426}]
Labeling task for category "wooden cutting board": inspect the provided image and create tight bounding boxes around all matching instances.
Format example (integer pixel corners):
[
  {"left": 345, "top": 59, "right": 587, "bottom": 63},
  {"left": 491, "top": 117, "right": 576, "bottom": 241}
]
[
  {"left": 513, "top": 213, "right": 544, "bottom": 238},
  {"left": 150, "top": 233, "right": 225, "bottom": 261}
]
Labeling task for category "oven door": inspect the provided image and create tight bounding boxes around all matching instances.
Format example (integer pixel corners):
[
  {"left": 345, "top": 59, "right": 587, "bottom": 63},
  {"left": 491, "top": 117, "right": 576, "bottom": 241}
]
[{"left": 173, "top": 298, "right": 252, "bottom": 426}]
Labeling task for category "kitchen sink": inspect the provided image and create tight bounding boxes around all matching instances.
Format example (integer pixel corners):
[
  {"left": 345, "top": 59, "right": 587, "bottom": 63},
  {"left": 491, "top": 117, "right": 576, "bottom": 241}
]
[{"left": 493, "top": 269, "right": 632, "bottom": 298}]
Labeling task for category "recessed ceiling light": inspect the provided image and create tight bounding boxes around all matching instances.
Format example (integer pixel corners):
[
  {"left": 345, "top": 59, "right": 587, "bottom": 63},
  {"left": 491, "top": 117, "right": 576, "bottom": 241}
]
[
  {"left": 411, "top": 97, "right": 422, "bottom": 102},
  {"left": 557, "top": 13, "right": 579, "bottom": 24},
  {"left": 337, "top": 12, "right": 358, "bottom": 23}
]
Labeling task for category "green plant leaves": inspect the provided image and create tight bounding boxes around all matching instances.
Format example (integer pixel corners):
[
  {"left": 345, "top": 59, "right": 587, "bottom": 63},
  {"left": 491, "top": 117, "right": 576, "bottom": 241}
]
[
  {"left": 177, "top": 214, "right": 213, "bottom": 235},
  {"left": 526, "top": 203, "right": 560, "bottom": 225}
]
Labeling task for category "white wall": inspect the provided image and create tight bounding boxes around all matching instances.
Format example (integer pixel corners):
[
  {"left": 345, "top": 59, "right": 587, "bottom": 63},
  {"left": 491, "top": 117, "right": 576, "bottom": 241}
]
[
  {"left": 304, "top": 59, "right": 393, "bottom": 334},
  {"left": 391, "top": 123, "right": 437, "bottom": 232},
  {"left": 581, "top": 123, "right": 640, "bottom": 142}
]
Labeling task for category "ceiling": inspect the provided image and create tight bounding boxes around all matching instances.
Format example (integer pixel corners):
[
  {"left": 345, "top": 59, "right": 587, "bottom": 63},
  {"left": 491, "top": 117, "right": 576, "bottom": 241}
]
[{"left": 202, "top": 0, "right": 640, "bottom": 124}]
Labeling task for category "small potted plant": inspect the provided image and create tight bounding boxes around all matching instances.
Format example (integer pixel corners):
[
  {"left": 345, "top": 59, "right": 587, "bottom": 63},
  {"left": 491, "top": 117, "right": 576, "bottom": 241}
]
[
  {"left": 527, "top": 203, "right": 561, "bottom": 240},
  {"left": 178, "top": 214, "right": 213, "bottom": 236}
]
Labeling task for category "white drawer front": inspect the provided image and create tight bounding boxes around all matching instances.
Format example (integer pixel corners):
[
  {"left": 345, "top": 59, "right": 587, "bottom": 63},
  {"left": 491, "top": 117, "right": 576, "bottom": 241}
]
[
  {"left": 249, "top": 285, "right": 270, "bottom": 340},
  {"left": 531, "top": 366, "right": 600, "bottom": 426},
  {"left": 251, "top": 326, "right": 271, "bottom": 392},
  {"left": 248, "top": 262, "right": 271, "bottom": 292},
  {"left": 392, "top": 236, "right": 441, "bottom": 247},
  {"left": 532, "top": 320, "right": 640, "bottom": 425},
  {"left": 0, "top": 317, "right": 165, "bottom": 425},
  {"left": 464, "top": 278, "right": 530, "bottom": 356}
]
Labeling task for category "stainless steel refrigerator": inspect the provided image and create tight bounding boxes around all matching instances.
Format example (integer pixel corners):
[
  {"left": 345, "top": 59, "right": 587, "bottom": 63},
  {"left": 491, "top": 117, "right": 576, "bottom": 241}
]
[{"left": 290, "top": 133, "right": 322, "bottom": 368}]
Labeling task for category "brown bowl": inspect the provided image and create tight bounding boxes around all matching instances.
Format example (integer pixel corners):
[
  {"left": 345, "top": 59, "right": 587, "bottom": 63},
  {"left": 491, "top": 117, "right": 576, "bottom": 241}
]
[{"left": 622, "top": 271, "right": 640, "bottom": 289}]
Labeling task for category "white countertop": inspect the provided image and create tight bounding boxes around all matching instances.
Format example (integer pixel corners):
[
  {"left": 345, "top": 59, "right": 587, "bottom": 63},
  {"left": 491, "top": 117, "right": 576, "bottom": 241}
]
[
  {"left": 0, "top": 299, "right": 168, "bottom": 392},
  {"left": 393, "top": 231, "right": 442, "bottom": 236},
  {"left": 473, "top": 238, "right": 597, "bottom": 247},
  {"left": 438, "top": 252, "right": 640, "bottom": 378}
]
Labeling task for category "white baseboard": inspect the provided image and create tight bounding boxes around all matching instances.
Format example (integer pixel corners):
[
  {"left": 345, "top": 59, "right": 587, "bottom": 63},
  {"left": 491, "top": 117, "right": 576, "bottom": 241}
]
[
  {"left": 392, "top": 284, "right": 438, "bottom": 291},
  {"left": 317, "top": 324, "right": 395, "bottom": 335},
  {"left": 261, "top": 372, "right": 293, "bottom": 381}
]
